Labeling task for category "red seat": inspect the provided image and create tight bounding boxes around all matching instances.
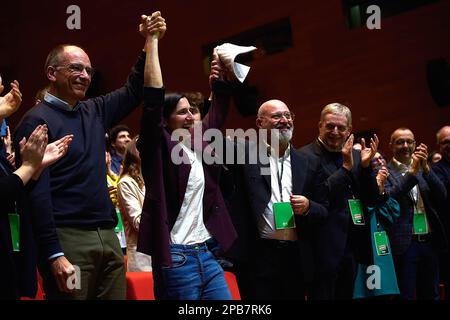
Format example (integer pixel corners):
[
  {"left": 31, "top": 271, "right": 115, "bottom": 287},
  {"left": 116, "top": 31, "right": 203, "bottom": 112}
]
[
  {"left": 224, "top": 271, "right": 241, "bottom": 300},
  {"left": 20, "top": 271, "right": 45, "bottom": 300},
  {"left": 125, "top": 271, "right": 240, "bottom": 300},
  {"left": 126, "top": 272, "right": 155, "bottom": 300}
]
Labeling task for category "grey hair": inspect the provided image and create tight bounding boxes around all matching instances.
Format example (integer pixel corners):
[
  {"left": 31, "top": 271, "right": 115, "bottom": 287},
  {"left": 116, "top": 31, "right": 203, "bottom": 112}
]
[{"left": 320, "top": 103, "right": 352, "bottom": 127}]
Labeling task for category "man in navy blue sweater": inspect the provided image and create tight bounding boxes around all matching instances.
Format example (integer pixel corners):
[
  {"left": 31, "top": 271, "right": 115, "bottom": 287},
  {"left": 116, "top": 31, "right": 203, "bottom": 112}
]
[{"left": 14, "top": 13, "right": 166, "bottom": 299}]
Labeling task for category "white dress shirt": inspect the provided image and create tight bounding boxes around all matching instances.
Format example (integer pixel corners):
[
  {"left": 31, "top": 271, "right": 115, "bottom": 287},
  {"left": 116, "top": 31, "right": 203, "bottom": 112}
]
[
  {"left": 259, "top": 145, "right": 298, "bottom": 241},
  {"left": 170, "top": 143, "right": 211, "bottom": 245}
]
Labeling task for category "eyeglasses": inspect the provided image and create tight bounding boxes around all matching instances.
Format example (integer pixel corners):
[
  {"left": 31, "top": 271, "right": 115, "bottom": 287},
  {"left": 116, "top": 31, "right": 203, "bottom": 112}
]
[
  {"left": 54, "top": 63, "right": 95, "bottom": 77},
  {"left": 394, "top": 139, "right": 415, "bottom": 146},
  {"left": 269, "top": 112, "right": 295, "bottom": 121},
  {"left": 324, "top": 123, "right": 348, "bottom": 132},
  {"left": 371, "top": 156, "right": 385, "bottom": 164},
  {"left": 439, "top": 139, "right": 450, "bottom": 146}
]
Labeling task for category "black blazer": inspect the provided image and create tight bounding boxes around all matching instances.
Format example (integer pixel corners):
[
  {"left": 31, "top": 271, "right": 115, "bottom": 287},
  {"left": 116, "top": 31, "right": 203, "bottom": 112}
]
[
  {"left": 223, "top": 140, "right": 328, "bottom": 282},
  {"left": 298, "top": 140, "right": 375, "bottom": 275},
  {"left": 0, "top": 156, "right": 37, "bottom": 299},
  {"left": 385, "top": 161, "right": 448, "bottom": 255}
]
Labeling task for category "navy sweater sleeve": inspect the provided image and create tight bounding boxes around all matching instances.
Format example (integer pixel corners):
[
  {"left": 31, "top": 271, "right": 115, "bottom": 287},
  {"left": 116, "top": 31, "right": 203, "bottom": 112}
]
[
  {"left": 137, "top": 87, "right": 165, "bottom": 157},
  {"left": 92, "top": 52, "right": 146, "bottom": 131}
]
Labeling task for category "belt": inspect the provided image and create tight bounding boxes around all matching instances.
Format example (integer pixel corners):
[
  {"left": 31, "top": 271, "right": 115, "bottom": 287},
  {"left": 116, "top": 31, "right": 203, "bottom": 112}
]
[
  {"left": 261, "top": 238, "right": 296, "bottom": 249},
  {"left": 413, "top": 233, "right": 432, "bottom": 243}
]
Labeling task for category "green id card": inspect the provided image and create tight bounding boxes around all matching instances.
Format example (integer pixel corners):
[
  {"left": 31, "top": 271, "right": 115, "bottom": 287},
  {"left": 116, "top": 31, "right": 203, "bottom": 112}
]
[
  {"left": 413, "top": 211, "right": 428, "bottom": 235},
  {"left": 348, "top": 199, "right": 365, "bottom": 225},
  {"left": 273, "top": 202, "right": 296, "bottom": 229},
  {"left": 374, "top": 231, "right": 390, "bottom": 256},
  {"left": 114, "top": 208, "right": 124, "bottom": 233},
  {"left": 8, "top": 213, "right": 20, "bottom": 252}
]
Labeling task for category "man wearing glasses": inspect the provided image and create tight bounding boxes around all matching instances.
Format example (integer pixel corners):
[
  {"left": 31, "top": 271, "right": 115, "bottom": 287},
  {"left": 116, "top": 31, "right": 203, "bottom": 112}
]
[
  {"left": 13, "top": 13, "right": 167, "bottom": 299},
  {"left": 385, "top": 127, "right": 447, "bottom": 299},
  {"left": 298, "top": 103, "right": 379, "bottom": 300},
  {"left": 431, "top": 126, "right": 450, "bottom": 299},
  {"left": 224, "top": 99, "right": 328, "bottom": 300}
]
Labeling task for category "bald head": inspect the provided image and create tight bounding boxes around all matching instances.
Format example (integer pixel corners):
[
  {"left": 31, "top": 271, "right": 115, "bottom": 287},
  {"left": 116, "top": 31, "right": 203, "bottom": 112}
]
[
  {"left": 257, "top": 100, "right": 289, "bottom": 118},
  {"left": 45, "top": 44, "right": 92, "bottom": 106},
  {"left": 390, "top": 128, "right": 414, "bottom": 144},
  {"left": 256, "top": 99, "right": 294, "bottom": 147},
  {"left": 437, "top": 126, "right": 450, "bottom": 143},
  {"left": 436, "top": 125, "right": 450, "bottom": 161},
  {"left": 44, "top": 44, "right": 89, "bottom": 72},
  {"left": 389, "top": 128, "right": 416, "bottom": 164}
]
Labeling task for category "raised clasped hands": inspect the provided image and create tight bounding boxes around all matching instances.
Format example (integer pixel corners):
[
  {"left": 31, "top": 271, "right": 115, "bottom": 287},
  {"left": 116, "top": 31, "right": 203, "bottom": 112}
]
[{"left": 140, "top": 11, "right": 167, "bottom": 40}]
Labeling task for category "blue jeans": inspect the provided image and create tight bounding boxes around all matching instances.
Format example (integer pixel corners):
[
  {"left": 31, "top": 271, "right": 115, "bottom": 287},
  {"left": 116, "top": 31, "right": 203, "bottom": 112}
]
[{"left": 153, "top": 240, "right": 232, "bottom": 300}]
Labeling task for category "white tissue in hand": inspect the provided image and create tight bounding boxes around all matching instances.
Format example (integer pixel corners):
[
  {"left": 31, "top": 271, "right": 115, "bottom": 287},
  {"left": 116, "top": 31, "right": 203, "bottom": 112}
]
[{"left": 216, "top": 43, "right": 256, "bottom": 82}]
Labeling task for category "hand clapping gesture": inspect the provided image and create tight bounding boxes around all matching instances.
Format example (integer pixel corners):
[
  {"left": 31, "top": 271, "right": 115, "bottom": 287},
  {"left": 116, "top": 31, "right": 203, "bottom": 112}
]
[
  {"left": 410, "top": 143, "right": 429, "bottom": 175},
  {"left": 0, "top": 80, "right": 22, "bottom": 119},
  {"left": 376, "top": 166, "right": 389, "bottom": 194},
  {"left": 360, "top": 134, "right": 379, "bottom": 168},
  {"left": 341, "top": 134, "right": 354, "bottom": 171}
]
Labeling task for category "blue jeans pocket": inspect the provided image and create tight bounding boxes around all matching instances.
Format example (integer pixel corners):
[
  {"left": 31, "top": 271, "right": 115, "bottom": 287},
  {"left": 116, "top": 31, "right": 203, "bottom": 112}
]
[{"left": 162, "top": 252, "right": 187, "bottom": 269}]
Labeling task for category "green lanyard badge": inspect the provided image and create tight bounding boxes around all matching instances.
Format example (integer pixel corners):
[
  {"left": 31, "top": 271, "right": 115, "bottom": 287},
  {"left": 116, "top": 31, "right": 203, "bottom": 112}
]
[
  {"left": 374, "top": 231, "right": 390, "bottom": 256},
  {"left": 413, "top": 210, "right": 428, "bottom": 235},
  {"left": 348, "top": 199, "right": 365, "bottom": 225},
  {"left": 8, "top": 213, "right": 20, "bottom": 252},
  {"left": 273, "top": 202, "right": 296, "bottom": 230},
  {"left": 114, "top": 208, "right": 124, "bottom": 233}
]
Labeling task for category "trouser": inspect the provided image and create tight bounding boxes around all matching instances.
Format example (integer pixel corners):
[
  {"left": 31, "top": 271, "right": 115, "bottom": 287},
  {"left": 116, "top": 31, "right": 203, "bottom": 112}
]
[
  {"left": 439, "top": 251, "right": 450, "bottom": 300},
  {"left": 40, "top": 226, "right": 125, "bottom": 300},
  {"left": 153, "top": 239, "right": 231, "bottom": 300},
  {"left": 394, "top": 237, "right": 440, "bottom": 300},
  {"left": 312, "top": 246, "right": 357, "bottom": 300},
  {"left": 243, "top": 239, "right": 306, "bottom": 300}
]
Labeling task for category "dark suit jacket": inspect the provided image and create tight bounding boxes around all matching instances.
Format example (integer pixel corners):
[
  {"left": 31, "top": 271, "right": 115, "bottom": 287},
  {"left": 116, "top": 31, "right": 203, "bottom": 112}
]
[
  {"left": 137, "top": 84, "right": 237, "bottom": 268},
  {"left": 0, "top": 155, "right": 37, "bottom": 299},
  {"left": 385, "top": 161, "right": 448, "bottom": 255},
  {"left": 432, "top": 159, "right": 450, "bottom": 232},
  {"left": 298, "top": 140, "right": 375, "bottom": 275},
  {"left": 223, "top": 139, "right": 328, "bottom": 282}
]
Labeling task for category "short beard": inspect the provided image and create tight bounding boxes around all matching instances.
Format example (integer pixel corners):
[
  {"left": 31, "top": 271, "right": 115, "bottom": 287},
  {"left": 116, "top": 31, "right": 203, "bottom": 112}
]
[{"left": 273, "top": 126, "right": 293, "bottom": 146}]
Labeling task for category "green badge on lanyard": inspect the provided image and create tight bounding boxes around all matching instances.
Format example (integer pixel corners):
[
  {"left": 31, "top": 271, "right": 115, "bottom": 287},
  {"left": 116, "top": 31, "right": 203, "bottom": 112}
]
[
  {"left": 273, "top": 202, "right": 296, "bottom": 229},
  {"left": 114, "top": 208, "right": 124, "bottom": 233},
  {"left": 413, "top": 210, "right": 428, "bottom": 235},
  {"left": 348, "top": 199, "right": 365, "bottom": 225},
  {"left": 8, "top": 213, "right": 20, "bottom": 252},
  {"left": 374, "top": 231, "right": 390, "bottom": 256}
]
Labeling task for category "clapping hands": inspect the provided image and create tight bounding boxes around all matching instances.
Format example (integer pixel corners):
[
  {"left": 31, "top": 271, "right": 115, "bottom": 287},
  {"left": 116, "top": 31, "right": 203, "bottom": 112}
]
[{"left": 0, "top": 80, "right": 22, "bottom": 119}]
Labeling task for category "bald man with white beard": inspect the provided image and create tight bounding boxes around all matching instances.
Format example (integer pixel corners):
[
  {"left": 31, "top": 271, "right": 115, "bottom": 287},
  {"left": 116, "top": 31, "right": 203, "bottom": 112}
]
[{"left": 222, "top": 99, "right": 328, "bottom": 300}]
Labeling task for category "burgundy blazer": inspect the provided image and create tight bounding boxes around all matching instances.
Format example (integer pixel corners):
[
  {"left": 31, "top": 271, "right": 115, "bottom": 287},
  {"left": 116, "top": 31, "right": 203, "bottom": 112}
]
[{"left": 137, "top": 83, "right": 237, "bottom": 267}]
